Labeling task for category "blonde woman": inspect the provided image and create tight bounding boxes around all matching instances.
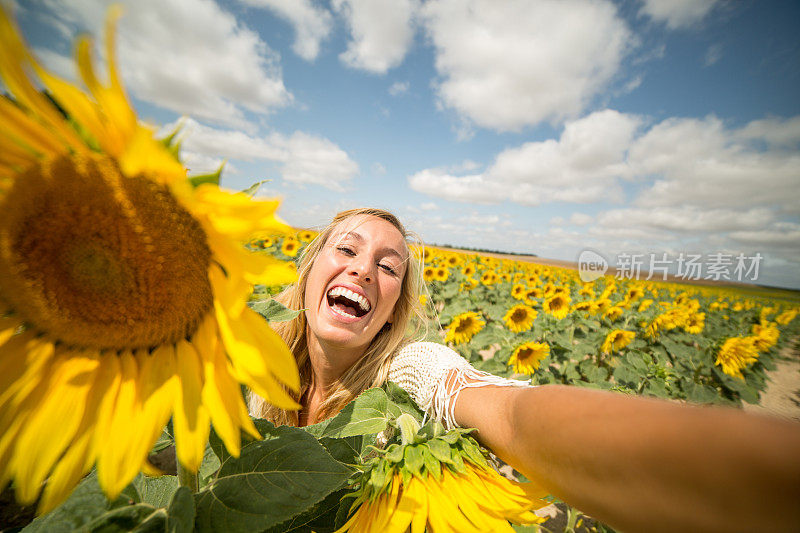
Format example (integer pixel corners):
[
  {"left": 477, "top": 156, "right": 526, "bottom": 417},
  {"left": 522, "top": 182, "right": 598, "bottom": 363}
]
[{"left": 250, "top": 208, "right": 800, "bottom": 533}]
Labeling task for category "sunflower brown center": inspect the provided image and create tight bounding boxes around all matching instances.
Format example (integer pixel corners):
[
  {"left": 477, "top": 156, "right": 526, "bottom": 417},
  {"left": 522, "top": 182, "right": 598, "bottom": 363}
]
[
  {"left": 511, "top": 309, "right": 527, "bottom": 322},
  {"left": 516, "top": 348, "right": 534, "bottom": 361},
  {"left": 455, "top": 317, "right": 475, "bottom": 334},
  {"left": 0, "top": 153, "right": 213, "bottom": 351}
]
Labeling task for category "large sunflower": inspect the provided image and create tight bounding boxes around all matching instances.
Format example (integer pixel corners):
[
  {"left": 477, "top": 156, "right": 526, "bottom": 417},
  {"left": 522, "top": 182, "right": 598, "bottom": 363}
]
[
  {"left": 542, "top": 294, "right": 571, "bottom": 320},
  {"left": 507, "top": 341, "right": 549, "bottom": 374},
  {"left": 445, "top": 311, "right": 485, "bottom": 345},
  {"left": 601, "top": 330, "right": 635, "bottom": 354},
  {"left": 502, "top": 304, "right": 537, "bottom": 333},
  {"left": 0, "top": 8, "right": 299, "bottom": 513},
  {"left": 715, "top": 337, "right": 759, "bottom": 379}
]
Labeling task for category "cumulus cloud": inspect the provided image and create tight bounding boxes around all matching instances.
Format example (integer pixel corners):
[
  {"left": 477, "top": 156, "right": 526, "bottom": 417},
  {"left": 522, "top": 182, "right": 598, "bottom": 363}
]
[
  {"left": 410, "top": 110, "right": 800, "bottom": 216},
  {"left": 569, "top": 213, "right": 593, "bottom": 226},
  {"left": 409, "top": 110, "right": 641, "bottom": 205},
  {"left": 166, "top": 119, "right": 358, "bottom": 190},
  {"left": 421, "top": 0, "right": 633, "bottom": 131},
  {"left": 638, "top": 0, "right": 720, "bottom": 29},
  {"left": 333, "top": 0, "right": 419, "bottom": 73},
  {"left": 238, "top": 0, "right": 333, "bottom": 61},
  {"left": 33, "top": 0, "right": 291, "bottom": 130},
  {"left": 596, "top": 206, "right": 777, "bottom": 234},
  {"left": 629, "top": 116, "right": 800, "bottom": 212}
]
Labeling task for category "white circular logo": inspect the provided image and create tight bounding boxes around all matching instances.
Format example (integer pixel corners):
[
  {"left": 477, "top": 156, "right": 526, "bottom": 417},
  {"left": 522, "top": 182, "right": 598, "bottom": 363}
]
[{"left": 578, "top": 249, "right": 608, "bottom": 282}]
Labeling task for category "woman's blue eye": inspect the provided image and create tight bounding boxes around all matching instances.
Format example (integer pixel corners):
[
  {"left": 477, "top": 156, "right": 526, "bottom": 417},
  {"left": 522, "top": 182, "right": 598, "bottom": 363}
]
[
  {"left": 380, "top": 264, "right": 397, "bottom": 275},
  {"left": 337, "top": 246, "right": 355, "bottom": 256}
]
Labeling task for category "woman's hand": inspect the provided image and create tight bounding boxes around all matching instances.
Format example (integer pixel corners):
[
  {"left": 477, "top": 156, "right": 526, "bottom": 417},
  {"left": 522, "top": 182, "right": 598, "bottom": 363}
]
[{"left": 455, "top": 384, "right": 800, "bottom": 533}]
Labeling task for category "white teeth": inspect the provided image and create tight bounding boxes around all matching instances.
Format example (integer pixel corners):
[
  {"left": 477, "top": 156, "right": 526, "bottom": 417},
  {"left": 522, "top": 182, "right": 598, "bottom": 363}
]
[{"left": 327, "top": 286, "right": 371, "bottom": 312}]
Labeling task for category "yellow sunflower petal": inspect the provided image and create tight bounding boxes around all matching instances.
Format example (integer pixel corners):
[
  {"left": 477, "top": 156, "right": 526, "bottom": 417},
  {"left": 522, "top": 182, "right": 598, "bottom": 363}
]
[
  {"left": 89, "top": 354, "right": 122, "bottom": 485},
  {"left": 0, "top": 334, "right": 54, "bottom": 417},
  {"left": 97, "top": 351, "right": 143, "bottom": 499},
  {"left": 206, "top": 225, "right": 297, "bottom": 286},
  {"left": 214, "top": 301, "right": 300, "bottom": 393},
  {"left": 0, "top": 6, "right": 86, "bottom": 151},
  {"left": 192, "top": 184, "right": 291, "bottom": 239},
  {"left": 196, "top": 333, "right": 252, "bottom": 457},
  {"left": 0, "top": 97, "right": 64, "bottom": 157},
  {"left": 38, "top": 349, "right": 118, "bottom": 514},
  {"left": 208, "top": 262, "right": 251, "bottom": 319},
  {"left": 134, "top": 346, "right": 179, "bottom": 470},
  {"left": 119, "top": 126, "right": 186, "bottom": 184},
  {"left": 73, "top": 11, "right": 137, "bottom": 153},
  {"left": 173, "top": 340, "right": 210, "bottom": 472},
  {"left": 192, "top": 316, "right": 261, "bottom": 442},
  {"left": 12, "top": 349, "right": 99, "bottom": 503}
]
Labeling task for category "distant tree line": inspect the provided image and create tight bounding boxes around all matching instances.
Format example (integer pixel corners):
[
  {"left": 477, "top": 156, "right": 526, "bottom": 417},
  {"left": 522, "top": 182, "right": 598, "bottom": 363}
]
[{"left": 431, "top": 243, "right": 539, "bottom": 258}]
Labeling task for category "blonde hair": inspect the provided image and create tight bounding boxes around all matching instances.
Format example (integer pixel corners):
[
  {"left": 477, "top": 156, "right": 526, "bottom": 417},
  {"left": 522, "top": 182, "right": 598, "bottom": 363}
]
[{"left": 249, "top": 208, "right": 426, "bottom": 426}]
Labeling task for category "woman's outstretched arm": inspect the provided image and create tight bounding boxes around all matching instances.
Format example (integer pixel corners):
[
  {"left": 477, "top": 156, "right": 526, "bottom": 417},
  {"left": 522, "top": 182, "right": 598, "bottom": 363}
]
[{"left": 455, "top": 384, "right": 800, "bottom": 533}]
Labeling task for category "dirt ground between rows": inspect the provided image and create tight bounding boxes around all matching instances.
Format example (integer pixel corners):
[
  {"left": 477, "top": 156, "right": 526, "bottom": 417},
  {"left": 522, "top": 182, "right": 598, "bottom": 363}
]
[{"left": 743, "top": 339, "right": 800, "bottom": 422}]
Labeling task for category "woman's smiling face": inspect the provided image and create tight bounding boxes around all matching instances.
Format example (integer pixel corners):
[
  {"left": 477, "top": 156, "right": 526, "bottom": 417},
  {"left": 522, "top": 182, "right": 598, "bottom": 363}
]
[{"left": 304, "top": 214, "right": 408, "bottom": 353}]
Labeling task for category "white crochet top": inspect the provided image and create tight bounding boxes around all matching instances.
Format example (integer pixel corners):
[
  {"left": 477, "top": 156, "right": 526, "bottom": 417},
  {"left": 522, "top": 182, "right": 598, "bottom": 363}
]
[{"left": 387, "top": 341, "right": 531, "bottom": 429}]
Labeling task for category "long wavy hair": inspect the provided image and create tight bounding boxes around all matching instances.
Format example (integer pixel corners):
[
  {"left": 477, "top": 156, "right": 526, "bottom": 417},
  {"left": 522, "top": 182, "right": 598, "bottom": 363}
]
[{"left": 248, "top": 208, "right": 426, "bottom": 426}]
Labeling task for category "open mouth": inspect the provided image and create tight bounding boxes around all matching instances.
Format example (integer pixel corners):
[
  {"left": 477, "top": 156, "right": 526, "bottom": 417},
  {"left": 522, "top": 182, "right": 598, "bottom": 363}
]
[{"left": 326, "top": 286, "right": 371, "bottom": 319}]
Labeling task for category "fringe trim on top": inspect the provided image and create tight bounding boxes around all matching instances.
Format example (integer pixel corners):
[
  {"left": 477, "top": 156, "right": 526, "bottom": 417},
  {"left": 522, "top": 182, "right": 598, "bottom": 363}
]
[{"left": 388, "top": 341, "right": 531, "bottom": 430}]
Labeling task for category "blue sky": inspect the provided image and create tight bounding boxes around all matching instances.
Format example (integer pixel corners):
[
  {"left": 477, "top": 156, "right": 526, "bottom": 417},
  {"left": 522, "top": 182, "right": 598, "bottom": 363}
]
[{"left": 11, "top": 0, "right": 800, "bottom": 289}]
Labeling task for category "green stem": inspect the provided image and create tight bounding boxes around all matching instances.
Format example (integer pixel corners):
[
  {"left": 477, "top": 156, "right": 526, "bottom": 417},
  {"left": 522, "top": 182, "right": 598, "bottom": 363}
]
[{"left": 177, "top": 460, "right": 199, "bottom": 492}]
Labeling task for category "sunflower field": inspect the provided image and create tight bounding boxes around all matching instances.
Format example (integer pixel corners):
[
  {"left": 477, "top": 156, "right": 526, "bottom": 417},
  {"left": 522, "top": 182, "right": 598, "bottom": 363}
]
[{"left": 263, "top": 234, "right": 800, "bottom": 409}]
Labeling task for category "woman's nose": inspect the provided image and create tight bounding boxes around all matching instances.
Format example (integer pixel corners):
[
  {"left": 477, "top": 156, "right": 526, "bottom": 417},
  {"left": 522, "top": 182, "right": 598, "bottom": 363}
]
[{"left": 349, "top": 256, "right": 374, "bottom": 283}]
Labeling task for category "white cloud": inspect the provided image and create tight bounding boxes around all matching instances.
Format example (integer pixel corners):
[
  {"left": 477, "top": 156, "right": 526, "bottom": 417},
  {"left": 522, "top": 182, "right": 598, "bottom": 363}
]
[
  {"left": 238, "top": 0, "right": 333, "bottom": 61},
  {"left": 271, "top": 131, "right": 359, "bottom": 189},
  {"left": 457, "top": 213, "right": 500, "bottom": 226},
  {"left": 333, "top": 0, "right": 419, "bottom": 73},
  {"left": 34, "top": 0, "right": 291, "bottom": 130},
  {"left": 411, "top": 110, "right": 800, "bottom": 216},
  {"left": 409, "top": 109, "right": 641, "bottom": 205},
  {"left": 735, "top": 116, "right": 800, "bottom": 148},
  {"left": 165, "top": 118, "right": 358, "bottom": 190},
  {"left": 388, "top": 81, "right": 409, "bottom": 96},
  {"left": 420, "top": 202, "right": 438, "bottom": 211},
  {"left": 729, "top": 226, "right": 800, "bottom": 249},
  {"left": 421, "top": 0, "right": 633, "bottom": 131},
  {"left": 638, "top": 0, "right": 720, "bottom": 29},
  {"left": 596, "top": 206, "right": 777, "bottom": 234},
  {"left": 569, "top": 213, "right": 593, "bottom": 226},
  {"left": 629, "top": 116, "right": 800, "bottom": 212}
]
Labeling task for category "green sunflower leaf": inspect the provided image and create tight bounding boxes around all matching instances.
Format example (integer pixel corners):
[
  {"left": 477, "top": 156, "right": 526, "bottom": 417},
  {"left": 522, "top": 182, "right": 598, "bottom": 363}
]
[
  {"left": 22, "top": 472, "right": 139, "bottom": 533},
  {"left": 187, "top": 166, "right": 222, "bottom": 188},
  {"left": 304, "top": 387, "right": 392, "bottom": 439},
  {"left": 241, "top": 179, "right": 268, "bottom": 197},
  {"left": 195, "top": 424, "right": 353, "bottom": 533},
  {"left": 403, "top": 445, "right": 425, "bottom": 476},
  {"left": 132, "top": 474, "right": 179, "bottom": 509},
  {"left": 248, "top": 298, "right": 302, "bottom": 323},
  {"left": 166, "top": 487, "right": 196, "bottom": 533}
]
